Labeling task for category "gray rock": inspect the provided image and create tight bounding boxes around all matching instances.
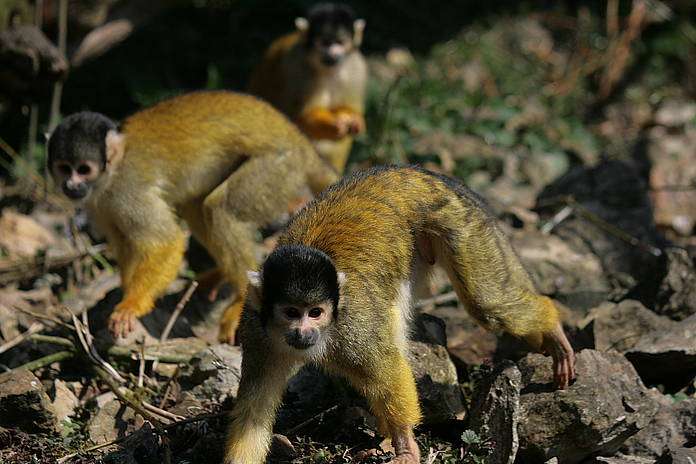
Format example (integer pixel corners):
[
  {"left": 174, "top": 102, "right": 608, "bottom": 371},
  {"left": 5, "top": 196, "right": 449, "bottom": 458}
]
[
  {"left": 585, "top": 300, "right": 673, "bottom": 353},
  {"left": 625, "top": 314, "right": 696, "bottom": 390},
  {"left": 409, "top": 341, "right": 465, "bottom": 423},
  {"left": 516, "top": 350, "right": 659, "bottom": 464},
  {"left": 0, "top": 368, "right": 56, "bottom": 433},
  {"left": 594, "top": 455, "right": 656, "bottom": 464},
  {"left": 623, "top": 397, "right": 696, "bottom": 461},
  {"left": 179, "top": 343, "right": 243, "bottom": 407},
  {"left": 584, "top": 301, "right": 696, "bottom": 391},
  {"left": 51, "top": 379, "right": 79, "bottom": 432},
  {"left": 87, "top": 398, "right": 139, "bottom": 443},
  {"left": 468, "top": 360, "right": 521, "bottom": 464},
  {"left": 655, "top": 247, "right": 696, "bottom": 321}
]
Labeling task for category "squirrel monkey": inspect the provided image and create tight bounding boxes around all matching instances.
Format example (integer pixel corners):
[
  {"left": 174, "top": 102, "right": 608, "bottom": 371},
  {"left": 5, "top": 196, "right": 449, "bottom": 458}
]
[
  {"left": 248, "top": 2, "right": 367, "bottom": 174},
  {"left": 224, "top": 166, "right": 576, "bottom": 464},
  {"left": 47, "top": 91, "right": 338, "bottom": 343}
]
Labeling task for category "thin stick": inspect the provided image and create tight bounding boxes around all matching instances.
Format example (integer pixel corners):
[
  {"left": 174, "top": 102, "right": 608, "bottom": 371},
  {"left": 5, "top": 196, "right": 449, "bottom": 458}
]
[
  {"left": 142, "top": 401, "right": 184, "bottom": 422},
  {"left": 93, "top": 366, "right": 164, "bottom": 427},
  {"left": 160, "top": 281, "right": 198, "bottom": 343},
  {"left": 0, "top": 322, "right": 43, "bottom": 354},
  {"left": 68, "top": 309, "right": 126, "bottom": 383},
  {"left": 16, "top": 350, "right": 74, "bottom": 371},
  {"left": 48, "top": 0, "right": 68, "bottom": 131},
  {"left": 153, "top": 280, "right": 197, "bottom": 371},
  {"left": 158, "top": 365, "right": 181, "bottom": 408},
  {"left": 13, "top": 305, "right": 75, "bottom": 331},
  {"left": 138, "top": 336, "right": 146, "bottom": 388},
  {"left": 284, "top": 405, "right": 338, "bottom": 435}
]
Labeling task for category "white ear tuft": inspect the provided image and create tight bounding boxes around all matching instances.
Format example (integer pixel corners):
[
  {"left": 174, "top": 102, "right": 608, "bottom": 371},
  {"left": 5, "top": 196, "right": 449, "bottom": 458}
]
[
  {"left": 295, "top": 17, "right": 309, "bottom": 32},
  {"left": 105, "top": 130, "right": 125, "bottom": 168},
  {"left": 337, "top": 271, "right": 347, "bottom": 288},
  {"left": 247, "top": 270, "right": 262, "bottom": 288},
  {"left": 353, "top": 19, "right": 366, "bottom": 46},
  {"left": 43, "top": 132, "right": 51, "bottom": 142}
]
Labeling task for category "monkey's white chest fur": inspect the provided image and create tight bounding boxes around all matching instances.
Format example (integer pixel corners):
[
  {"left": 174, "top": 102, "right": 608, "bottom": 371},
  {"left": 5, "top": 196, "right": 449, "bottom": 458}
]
[{"left": 392, "top": 280, "right": 414, "bottom": 353}]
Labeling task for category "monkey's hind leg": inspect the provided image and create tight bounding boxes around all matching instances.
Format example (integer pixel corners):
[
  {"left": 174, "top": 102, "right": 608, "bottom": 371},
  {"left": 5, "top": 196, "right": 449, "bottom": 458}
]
[
  {"left": 431, "top": 227, "right": 575, "bottom": 388},
  {"left": 349, "top": 353, "right": 422, "bottom": 464}
]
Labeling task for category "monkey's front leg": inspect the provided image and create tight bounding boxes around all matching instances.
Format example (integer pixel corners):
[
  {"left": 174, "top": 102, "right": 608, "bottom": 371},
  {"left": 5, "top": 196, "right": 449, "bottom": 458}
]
[
  {"left": 224, "top": 346, "right": 299, "bottom": 464},
  {"left": 108, "top": 232, "right": 186, "bottom": 338}
]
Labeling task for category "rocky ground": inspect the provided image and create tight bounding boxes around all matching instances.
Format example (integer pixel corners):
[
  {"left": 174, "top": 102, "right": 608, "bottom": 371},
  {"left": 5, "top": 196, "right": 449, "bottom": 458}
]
[{"left": 1, "top": 9, "right": 695, "bottom": 464}]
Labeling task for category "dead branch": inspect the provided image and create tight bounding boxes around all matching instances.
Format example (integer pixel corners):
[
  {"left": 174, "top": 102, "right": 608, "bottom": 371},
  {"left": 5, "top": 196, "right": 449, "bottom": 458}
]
[
  {"left": 17, "top": 350, "right": 74, "bottom": 371},
  {"left": 0, "top": 244, "right": 108, "bottom": 285},
  {"left": 0, "top": 322, "right": 43, "bottom": 354}
]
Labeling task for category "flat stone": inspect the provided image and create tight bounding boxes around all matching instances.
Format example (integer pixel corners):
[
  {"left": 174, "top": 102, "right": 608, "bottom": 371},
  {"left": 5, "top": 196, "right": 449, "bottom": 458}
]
[{"left": 0, "top": 369, "right": 57, "bottom": 433}]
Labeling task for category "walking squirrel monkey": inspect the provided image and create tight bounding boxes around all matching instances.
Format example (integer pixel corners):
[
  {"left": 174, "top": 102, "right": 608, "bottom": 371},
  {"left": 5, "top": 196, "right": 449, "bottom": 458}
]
[
  {"left": 46, "top": 91, "right": 338, "bottom": 343},
  {"left": 224, "top": 165, "right": 575, "bottom": 464},
  {"left": 248, "top": 2, "right": 367, "bottom": 174}
]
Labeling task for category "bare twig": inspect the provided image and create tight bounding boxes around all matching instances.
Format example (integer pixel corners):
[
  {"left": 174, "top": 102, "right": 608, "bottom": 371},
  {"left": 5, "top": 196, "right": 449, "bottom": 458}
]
[
  {"left": 142, "top": 401, "right": 184, "bottom": 422},
  {"left": 138, "top": 336, "right": 146, "bottom": 388},
  {"left": 12, "top": 305, "right": 75, "bottom": 331},
  {"left": 158, "top": 365, "right": 181, "bottom": 408},
  {"left": 0, "top": 322, "right": 43, "bottom": 354},
  {"left": 93, "top": 366, "right": 164, "bottom": 427},
  {"left": 284, "top": 405, "right": 339, "bottom": 435},
  {"left": 540, "top": 205, "right": 574, "bottom": 235},
  {"left": 16, "top": 350, "right": 74, "bottom": 371},
  {"left": 160, "top": 280, "right": 198, "bottom": 343},
  {"left": 68, "top": 308, "right": 127, "bottom": 383},
  {"left": 48, "top": 0, "right": 68, "bottom": 131}
]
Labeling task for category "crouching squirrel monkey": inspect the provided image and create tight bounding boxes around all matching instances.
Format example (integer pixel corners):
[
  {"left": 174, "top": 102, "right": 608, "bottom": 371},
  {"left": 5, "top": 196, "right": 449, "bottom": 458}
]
[
  {"left": 47, "top": 91, "right": 338, "bottom": 343},
  {"left": 224, "top": 165, "right": 575, "bottom": 464},
  {"left": 248, "top": 2, "right": 367, "bottom": 174}
]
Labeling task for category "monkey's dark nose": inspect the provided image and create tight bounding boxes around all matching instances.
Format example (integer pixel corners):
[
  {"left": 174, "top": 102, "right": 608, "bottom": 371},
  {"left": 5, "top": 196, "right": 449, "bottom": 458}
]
[
  {"left": 321, "top": 55, "right": 339, "bottom": 66},
  {"left": 63, "top": 182, "right": 88, "bottom": 199},
  {"left": 286, "top": 328, "right": 318, "bottom": 349}
]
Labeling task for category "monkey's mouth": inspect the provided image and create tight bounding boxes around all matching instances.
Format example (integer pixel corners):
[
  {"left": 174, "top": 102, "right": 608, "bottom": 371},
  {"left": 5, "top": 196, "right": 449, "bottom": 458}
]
[
  {"left": 320, "top": 55, "right": 340, "bottom": 66},
  {"left": 63, "top": 185, "right": 89, "bottom": 200},
  {"left": 285, "top": 334, "right": 317, "bottom": 350}
]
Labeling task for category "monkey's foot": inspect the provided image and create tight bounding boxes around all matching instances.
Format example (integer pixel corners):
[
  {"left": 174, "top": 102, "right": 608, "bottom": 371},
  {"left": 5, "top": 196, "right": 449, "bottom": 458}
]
[
  {"left": 386, "top": 433, "right": 420, "bottom": 464},
  {"left": 108, "top": 310, "right": 137, "bottom": 339},
  {"left": 218, "top": 318, "right": 240, "bottom": 345},
  {"left": 197, "top": 268, "right": 225, "bottom": 302},
  {"left": 542, "top": 322, "right": 576, "bottom": 389}
]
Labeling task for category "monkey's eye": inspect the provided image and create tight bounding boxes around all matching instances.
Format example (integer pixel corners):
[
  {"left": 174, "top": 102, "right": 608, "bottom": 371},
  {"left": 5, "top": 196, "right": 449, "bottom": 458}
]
[
  {"left": 57, "top": 164, "right": 72, "bottom": 176},
  {"left": 283, "top": 307, "right": 301, "bottom": 319},
  {"left": 308, "top": 307, "right": 323, "bottom": 318},
  {"left": 76, "top": 164, "right": 92, "bottom": 175}
]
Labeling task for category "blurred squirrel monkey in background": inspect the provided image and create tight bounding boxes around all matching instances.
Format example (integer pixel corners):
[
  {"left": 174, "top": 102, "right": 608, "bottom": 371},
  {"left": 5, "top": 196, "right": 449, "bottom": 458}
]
[
  {"left": 47, "top": 91, "right": 338, "bottom": 343},
  {"left": 249, "top": 3, "right": 368, "bottom": 174},
  {"left": 224, "top": 166, "right": 575, "bottom": 464}
]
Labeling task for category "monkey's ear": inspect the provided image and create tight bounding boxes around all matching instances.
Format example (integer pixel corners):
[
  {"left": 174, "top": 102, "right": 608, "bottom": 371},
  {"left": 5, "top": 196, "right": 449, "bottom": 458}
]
[
  {"left": 105, "top": 130, "right": 125, "bottom": 170},
  {"left": 337, "top": 271, "right": 347, "bottom": 289},
  {"left": 353, "top": 19, "right": 365, "bottom": 47},
  {"left": 247, "top": 270, "right": 262, "bottom": 288},
  {"left": 246, "top": 270, "right": 263, "bottom": 307},
  {"left": 43, "top": 132, "right": 51, "bottom": 142},
  {"left": 295, "top": 17, "right": 309, "bottom": 33}
]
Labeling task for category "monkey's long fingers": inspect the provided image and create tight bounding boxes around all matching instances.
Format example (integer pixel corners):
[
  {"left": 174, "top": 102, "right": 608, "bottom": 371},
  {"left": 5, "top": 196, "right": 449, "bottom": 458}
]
[{"left": 542, "top": 322, "right": 576, "bottom": 389}]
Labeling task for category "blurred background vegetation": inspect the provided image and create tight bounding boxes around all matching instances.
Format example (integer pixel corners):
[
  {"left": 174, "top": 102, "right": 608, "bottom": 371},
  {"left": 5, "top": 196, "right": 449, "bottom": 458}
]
[{"left": 0, "top": 0, "right": 695, "bottom": 203}]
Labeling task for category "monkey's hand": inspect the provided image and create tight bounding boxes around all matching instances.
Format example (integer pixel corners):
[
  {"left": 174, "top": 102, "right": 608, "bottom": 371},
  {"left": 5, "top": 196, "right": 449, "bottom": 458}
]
[
  {"left": 197, "top": 268, "right": 226, "bottom": 302},
  {"left": 541, "top": 321, "right": 576, "bottom": 389},
  {"left": 335, "top": 111, "right": 365, "bottom": 136}
]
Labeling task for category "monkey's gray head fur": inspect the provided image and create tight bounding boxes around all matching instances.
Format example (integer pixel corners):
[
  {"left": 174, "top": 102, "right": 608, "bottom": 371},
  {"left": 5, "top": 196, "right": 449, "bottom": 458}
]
[
  {"left": 257, "top": 244, "right": 342, "bottom": 323},
  {"left": 48, "top": 112, "right": 117, "bottom": 170}
]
